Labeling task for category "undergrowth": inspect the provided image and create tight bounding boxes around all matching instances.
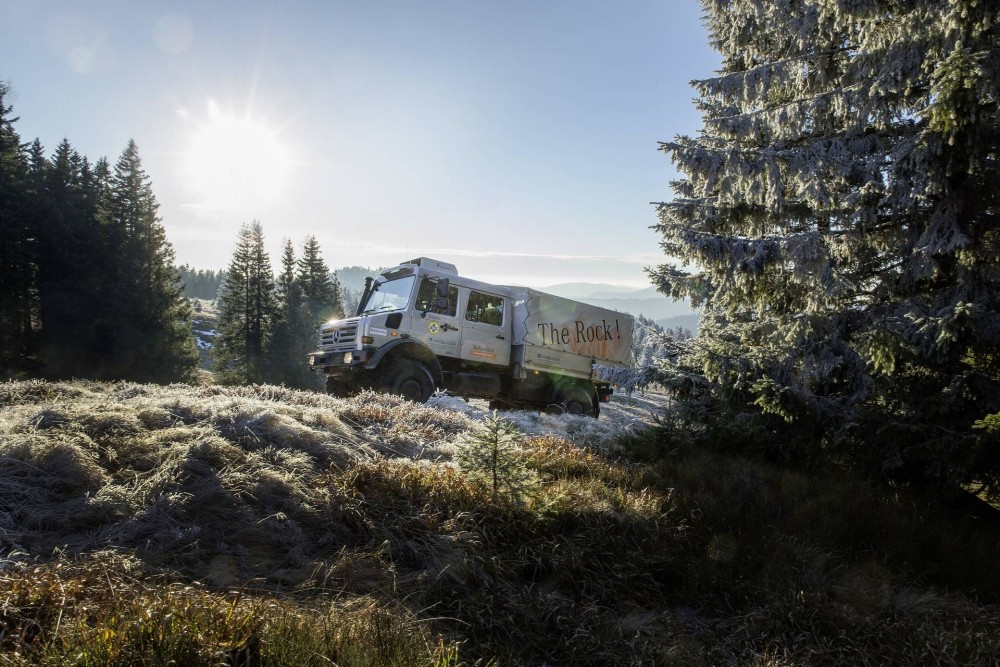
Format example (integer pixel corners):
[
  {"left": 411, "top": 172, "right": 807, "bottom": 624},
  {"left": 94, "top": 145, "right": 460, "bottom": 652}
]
[
  {"left": 0, "top": 554, "right": 460, "bottom": 666},
  {"left": 1, "top": 380, "right": 999, "bottom": 665}
]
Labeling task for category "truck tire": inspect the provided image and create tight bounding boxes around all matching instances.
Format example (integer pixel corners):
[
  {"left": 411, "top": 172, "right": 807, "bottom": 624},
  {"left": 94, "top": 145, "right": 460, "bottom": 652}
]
[
  {"left": 488, "top": 398, "right": 513, "bottom": 411},
  {"left": 383, "top": 359, "right": 434, "bottom": 403},
  {"left": 561, "top": 387, "right": 596, "bottom": 417}
]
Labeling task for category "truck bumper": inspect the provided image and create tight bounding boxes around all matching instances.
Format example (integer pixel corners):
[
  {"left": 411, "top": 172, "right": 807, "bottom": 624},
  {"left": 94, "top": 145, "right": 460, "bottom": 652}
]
[{"left": 307, "top": 349, "right": 372, "bottom": 372}]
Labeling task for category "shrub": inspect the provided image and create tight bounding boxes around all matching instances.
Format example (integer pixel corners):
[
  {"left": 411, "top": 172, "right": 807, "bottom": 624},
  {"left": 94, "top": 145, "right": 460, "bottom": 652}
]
[{"left": 455, "top": 411, "right": 536, "bottom": 504}]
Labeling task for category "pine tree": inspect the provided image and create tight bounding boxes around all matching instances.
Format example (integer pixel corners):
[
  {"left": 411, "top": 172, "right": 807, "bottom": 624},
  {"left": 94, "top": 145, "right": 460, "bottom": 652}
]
[
  {"left": 0, "top": 83, "right": 33, "bottom": 372},
  {"left": 595, "top": 315, "right": 684, "bottom": 396},
  {"left": 98, "top": 140, "right": 198, "bottom": 382},
  {"left": 650, "top": 1, "right": 1000, "bottom": 491},
  {"left": 296, "top": 235, "right": 343, "bottom": 325},
  {"left": 89, "top": 157, "right": 111, "bottom": 209},
  {"left": 455, "top": 411, "right": 535, "bottom": 503},
  {"left": 264, "top": 238, "right": 314, "bottom": 387},
  {"left": 33, "top": 140, "right": 108, "bottom": 376},
  {"left": 26, "top": 139, "right": 46, "bottom": 186},
  {"left": 215, "top": 221, "right": 279, "bottom": 384}
]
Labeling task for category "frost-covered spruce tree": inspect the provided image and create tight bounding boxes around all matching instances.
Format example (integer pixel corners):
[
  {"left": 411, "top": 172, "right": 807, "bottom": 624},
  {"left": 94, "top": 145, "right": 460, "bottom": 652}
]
[
  {"left": 596, "top": 315, "right": 688, "bottom": 395},
  {"left": 651, "top": 1, "right": 1000, "bottom": 491},
  {"left": 456, "top": 411, "right": 535, "bottom": 504}
]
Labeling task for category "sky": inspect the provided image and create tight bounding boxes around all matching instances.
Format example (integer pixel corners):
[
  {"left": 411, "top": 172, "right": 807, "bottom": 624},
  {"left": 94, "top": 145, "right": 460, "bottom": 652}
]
[{"left": 1, "top": 1, "right": 720, "bottom": 289}]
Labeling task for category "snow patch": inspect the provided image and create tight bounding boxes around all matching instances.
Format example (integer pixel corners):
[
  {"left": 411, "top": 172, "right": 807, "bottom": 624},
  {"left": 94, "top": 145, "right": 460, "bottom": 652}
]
[{"left": 426, "top": 391, "right": 667, "bottom": 449}]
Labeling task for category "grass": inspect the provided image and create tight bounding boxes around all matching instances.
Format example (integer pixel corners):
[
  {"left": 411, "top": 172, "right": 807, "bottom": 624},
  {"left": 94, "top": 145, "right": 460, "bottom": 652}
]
[
  {"left": 1, "top": 380, "right": 999, "bottom": 664},
  {"left": 0, "top": 554, "right": 460, "bottom": 666}
]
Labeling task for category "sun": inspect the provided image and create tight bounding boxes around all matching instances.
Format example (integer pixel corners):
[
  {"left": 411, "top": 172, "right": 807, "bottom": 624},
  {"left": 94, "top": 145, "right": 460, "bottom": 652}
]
[{"left": 182, "top": 101, "right": 292, "bottom": 213}]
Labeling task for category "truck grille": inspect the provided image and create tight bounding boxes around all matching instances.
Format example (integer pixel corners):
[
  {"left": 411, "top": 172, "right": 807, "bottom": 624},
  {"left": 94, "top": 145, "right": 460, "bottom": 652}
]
[{"left": 318, "top": 320, "right": 359, "bottom": 352}]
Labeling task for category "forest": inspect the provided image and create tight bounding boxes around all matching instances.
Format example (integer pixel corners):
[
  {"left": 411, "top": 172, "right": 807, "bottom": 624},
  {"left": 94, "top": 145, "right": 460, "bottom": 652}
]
[
  {"left": 176, "top": 265, "right": 226, "bottom": 300},
  {"left": 0, "top": 86, "right": 346, "bottom": 390},
  {"left": 0, "top": 97, "right": 197, "bottom": 383}
]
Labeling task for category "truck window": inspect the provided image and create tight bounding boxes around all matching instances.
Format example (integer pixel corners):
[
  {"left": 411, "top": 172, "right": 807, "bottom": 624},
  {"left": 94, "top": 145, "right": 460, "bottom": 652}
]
[
  {"left": 415, "top": 278, "right": 458, "bottom": 316},
  {"left": 465, "top": 290, "right": 504, "bottom": 326},
  {"left": 361, "top": 276, "right": 416, "bottom": 314}
]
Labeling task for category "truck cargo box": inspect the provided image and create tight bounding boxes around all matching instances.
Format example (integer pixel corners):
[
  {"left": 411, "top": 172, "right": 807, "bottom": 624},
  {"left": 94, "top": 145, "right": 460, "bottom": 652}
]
[{"left": 511, "top": 288, "right": 633, "bottom": 379}]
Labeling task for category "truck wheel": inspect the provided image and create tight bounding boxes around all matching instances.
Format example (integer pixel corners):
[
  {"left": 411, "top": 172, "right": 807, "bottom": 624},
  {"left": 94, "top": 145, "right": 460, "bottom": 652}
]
[
  {"left": 384, "top": 360, "right": 434, "bottom": 403},
  {"left": 561, "top": 388, "right": 596, "bottom": 417},
  {"left": 488, "top": 398, "right": 513, "bottom": 411}
]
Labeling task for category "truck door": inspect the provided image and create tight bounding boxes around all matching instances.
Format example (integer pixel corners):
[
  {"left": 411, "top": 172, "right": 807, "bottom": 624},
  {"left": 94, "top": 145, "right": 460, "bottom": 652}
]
[
  {"left": 460, "top": 289, "right": 511, "bottom": 367},
  {"left": 412, "top": 276, "right": 462, "bottom": 359}
]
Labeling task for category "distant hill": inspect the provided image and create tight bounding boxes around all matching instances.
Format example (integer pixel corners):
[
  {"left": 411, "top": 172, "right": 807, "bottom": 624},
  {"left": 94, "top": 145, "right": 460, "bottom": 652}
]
[
  {"left": 655, "top": 313, "right": 700, "bottom": 333},
  {"left": 588, "top": 286, "right": 659, "bottom": 300},
  {"left": 542, "top": 283, "right": 695, "bottom": 322},
  {"left": 334, "top": 265, "right": 384, "bottom": 292},
  {"left": 539, "top": 282, "right": 641, "bottom": 299},
  {"left": 582, "top": 295, "right": 693, "bottom": 321},
  {"left": 334, "top": 265, "right": 385, "bottom": 316}
]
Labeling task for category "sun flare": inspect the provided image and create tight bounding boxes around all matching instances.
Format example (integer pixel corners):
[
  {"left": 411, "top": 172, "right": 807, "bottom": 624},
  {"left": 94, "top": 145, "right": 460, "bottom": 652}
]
[{"left": 182, "top": 101, "right": 292, "bottom": 213}]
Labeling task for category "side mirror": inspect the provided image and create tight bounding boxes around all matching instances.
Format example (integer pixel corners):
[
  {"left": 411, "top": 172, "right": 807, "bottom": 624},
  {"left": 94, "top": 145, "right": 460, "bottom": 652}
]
[{"left": 435, "top": 278, "right": 450, "bottom": 312}]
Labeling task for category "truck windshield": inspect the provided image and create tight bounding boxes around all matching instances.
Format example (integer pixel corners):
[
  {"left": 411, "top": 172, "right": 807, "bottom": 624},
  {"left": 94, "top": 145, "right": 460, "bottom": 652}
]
[{"left": 360, "top": 276, "right": 416, "bottom": 315}]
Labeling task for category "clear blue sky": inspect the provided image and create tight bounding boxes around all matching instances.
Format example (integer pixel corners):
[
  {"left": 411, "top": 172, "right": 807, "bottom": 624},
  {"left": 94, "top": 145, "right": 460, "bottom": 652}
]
[{"left": 1, "top": 1, "right": 719, "bottom": 288}]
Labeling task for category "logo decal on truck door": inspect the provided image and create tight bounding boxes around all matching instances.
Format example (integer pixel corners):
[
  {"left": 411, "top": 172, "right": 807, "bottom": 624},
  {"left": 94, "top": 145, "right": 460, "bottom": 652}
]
[
  {"left": 470, "top": 344, "right": 498, "bottom": 360},
  {"left": 427, "top": 321, "right": 442, "bottom": 335}
]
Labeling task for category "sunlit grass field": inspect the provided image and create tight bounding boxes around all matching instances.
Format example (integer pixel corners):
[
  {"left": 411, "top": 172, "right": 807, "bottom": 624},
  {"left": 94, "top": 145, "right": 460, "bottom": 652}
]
[{"left": 1, "top": 380, "right": 999, "bottom": 665}]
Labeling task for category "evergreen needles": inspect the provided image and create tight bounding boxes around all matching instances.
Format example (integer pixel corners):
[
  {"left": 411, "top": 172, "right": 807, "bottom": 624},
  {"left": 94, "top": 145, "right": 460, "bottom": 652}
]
[
  {"left": 455, "top": 410, "right": 535, "bottom": 503},
  {"left": 650, "top": 0, "right": 1000, "bottom": 494}
]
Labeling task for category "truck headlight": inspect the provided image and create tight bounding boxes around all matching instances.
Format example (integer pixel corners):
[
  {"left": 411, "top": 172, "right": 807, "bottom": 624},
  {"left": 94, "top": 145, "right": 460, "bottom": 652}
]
[
  {"left": 342, "top": 352, "right": 353, "bottom": 365},
  {"left": 308, "top": 355, "right": 315, "bottom": 366}
]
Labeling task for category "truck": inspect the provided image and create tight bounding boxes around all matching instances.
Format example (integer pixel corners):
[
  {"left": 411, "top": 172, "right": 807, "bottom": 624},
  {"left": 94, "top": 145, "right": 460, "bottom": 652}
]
[{"left": 307, "top": 257, "right": 634, "bottom": 417}]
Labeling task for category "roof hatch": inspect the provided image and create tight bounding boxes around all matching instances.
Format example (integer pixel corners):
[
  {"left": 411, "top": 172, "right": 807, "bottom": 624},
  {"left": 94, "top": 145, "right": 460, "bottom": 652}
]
[{"left": 402, "top": 257, "right": 458, "bottom": 274}]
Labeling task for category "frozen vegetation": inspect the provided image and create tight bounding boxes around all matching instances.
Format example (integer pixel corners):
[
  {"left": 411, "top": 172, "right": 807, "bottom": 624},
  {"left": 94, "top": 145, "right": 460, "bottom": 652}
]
[
  {"left": 0, "top": 380, "right": 656, "bottom": 585},
  {"left": 2, "top": 379, "right": 999, "bottom": 665},
  {"left": 429, "top": 390, "right": 666, "bottom": 449}
]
